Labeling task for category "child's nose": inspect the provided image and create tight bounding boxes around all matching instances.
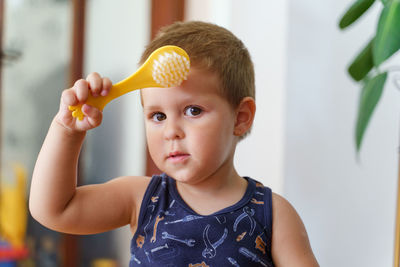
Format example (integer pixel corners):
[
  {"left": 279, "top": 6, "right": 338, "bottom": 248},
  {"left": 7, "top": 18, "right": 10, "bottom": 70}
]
[{"left": 163, "top": 120, "right": 185, "bottom": 140}]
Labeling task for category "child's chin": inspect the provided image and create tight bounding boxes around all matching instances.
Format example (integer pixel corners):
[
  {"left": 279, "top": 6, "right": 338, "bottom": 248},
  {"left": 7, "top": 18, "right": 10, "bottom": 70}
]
[{"left": 166, "top": 170, "right": 197, "bottom": 183}]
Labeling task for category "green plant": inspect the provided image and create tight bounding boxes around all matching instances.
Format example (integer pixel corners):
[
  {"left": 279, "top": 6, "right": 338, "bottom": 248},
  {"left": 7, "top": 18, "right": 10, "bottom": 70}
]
[{"left": 338, "top": 0, "right": 400, "bottom": 152}]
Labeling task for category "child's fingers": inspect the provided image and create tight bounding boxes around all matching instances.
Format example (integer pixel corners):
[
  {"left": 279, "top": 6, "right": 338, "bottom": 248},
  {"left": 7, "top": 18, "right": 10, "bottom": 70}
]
[
  {"left": 101, "top": 77, "right": 112, "bottom": 96},
  {"left": 61, "top": 89, "right": 78, "bottom": 107},
  {"left": 86, "top": 72, "right": 102, "bottom": 97},
  {"left": 75, "top": 79, "right": 89, "bottom": 102},
  {"left": 56, "top": 89, "right": 78, "bottom": 130},
  {"left": 82, "top": 104, "right": 103, "bottom": 128}
]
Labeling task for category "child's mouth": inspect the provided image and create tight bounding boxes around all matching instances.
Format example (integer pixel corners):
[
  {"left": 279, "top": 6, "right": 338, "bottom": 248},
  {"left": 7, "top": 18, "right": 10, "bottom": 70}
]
[{"left": 168, "top": 152, "right": 190, "bottom": 163}]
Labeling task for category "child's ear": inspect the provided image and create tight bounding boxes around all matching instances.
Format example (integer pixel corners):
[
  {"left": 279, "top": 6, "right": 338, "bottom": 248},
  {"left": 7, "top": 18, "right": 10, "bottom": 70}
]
[{"left": 233, "top": 97, "right": 256, "bottom": 136}]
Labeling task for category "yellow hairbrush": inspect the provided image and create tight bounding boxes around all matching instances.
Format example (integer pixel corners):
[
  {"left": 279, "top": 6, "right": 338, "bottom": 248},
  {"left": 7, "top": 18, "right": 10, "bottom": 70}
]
[{"left": 69, "top": 45, "right": 190, "bottom": 120}]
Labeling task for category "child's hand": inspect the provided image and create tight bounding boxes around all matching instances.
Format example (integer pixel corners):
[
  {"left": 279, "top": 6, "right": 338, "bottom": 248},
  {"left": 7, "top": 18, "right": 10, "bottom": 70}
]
[{"left": 55, "top": 72, "right": 112, "bottom": 133}]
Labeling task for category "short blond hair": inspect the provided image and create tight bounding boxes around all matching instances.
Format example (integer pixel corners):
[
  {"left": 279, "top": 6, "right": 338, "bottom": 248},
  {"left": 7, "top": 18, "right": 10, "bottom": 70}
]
[{"left": 140, "top": 21, "right": 255, "bottom": 109}]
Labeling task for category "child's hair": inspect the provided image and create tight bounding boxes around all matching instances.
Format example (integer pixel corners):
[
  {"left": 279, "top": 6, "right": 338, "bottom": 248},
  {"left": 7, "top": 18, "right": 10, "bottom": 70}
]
[{"left": 140, "top": 21, "right": 255, "bottom": 109}]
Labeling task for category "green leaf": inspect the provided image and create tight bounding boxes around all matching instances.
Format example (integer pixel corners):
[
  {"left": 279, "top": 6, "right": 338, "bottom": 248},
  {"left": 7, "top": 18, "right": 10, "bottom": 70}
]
[
  {"left": 355, "top": 72, "right": 387, "bottom": 152},
  {"left": 381, "top": 0, "right": 392, "bottom": 5},
  {"left": 348, "top": 38, "right": 374, "bottom": 81},
  {"left": 373, "top": 0, "right": 400, "bottom": 66},
  {"left": 339, "top": 0, "right": 376, "bottom": 29}
]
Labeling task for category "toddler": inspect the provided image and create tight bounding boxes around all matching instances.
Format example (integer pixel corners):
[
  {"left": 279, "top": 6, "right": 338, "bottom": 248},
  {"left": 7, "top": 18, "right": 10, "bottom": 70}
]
[{"left": 30, "top": 21, "right": 319, "bottom": 266}]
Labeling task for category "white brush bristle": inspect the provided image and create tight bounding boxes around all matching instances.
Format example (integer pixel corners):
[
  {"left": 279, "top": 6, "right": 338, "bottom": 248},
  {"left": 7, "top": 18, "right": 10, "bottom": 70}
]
[{"left": 152, "top": 51, "right": 190, "bottom": 87}]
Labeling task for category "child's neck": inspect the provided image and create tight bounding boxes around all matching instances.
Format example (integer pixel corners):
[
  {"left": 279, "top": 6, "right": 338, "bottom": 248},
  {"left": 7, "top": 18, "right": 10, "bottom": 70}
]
[{"left": 175, "top": 168, "right": 248, "bottom": 216}]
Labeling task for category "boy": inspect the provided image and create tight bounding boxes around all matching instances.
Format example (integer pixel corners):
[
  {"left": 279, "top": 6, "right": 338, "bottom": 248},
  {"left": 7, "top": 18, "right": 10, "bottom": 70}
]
[{"left": 30, "top": 21, "right": 319, "bottom": 266}]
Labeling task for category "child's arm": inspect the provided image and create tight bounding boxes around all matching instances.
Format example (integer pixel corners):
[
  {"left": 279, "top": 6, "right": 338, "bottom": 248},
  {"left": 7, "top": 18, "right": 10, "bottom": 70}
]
[
  {"left": 271, "top": 193, "right": 319, "bottom": 266},
  {"left": 29, "top": 72, "right": 149, "bottom": 235}
]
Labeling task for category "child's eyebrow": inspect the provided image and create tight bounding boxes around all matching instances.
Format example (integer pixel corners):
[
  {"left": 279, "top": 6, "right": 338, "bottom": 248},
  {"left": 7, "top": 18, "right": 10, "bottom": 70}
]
[
  {"left": 142, "top": 105, "right": 165, "bottom": 113},
  {"left": 143, "top": 105, "right": 159, "bottom": 110}
]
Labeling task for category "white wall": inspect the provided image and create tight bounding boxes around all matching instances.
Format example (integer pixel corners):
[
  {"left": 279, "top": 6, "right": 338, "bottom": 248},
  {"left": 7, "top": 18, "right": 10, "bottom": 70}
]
[{"left": 285, "top": 1, "right": 399, "bottom": 266}]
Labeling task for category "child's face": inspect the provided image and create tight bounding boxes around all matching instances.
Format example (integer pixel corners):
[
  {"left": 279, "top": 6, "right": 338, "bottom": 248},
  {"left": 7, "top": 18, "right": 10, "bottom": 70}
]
[{"left": 142, "top": 67, "right": 238, "bottom": 183}]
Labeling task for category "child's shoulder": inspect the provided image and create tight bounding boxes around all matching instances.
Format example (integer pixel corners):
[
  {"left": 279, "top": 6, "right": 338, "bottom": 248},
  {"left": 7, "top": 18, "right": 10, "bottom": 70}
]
[
  {"left": 271, "top": 192, "right": 292, "bottom": 211},
  {"left": 270, "top": 192, "right": 319, "bottom": 266},
  {"left": 111, "top": 175, "right": 152, "bottom": 204},
  {"left": 109, "top": 175, "right": 151, "bottom": 195},
  {"left": 106, "top": 175, "right": 151, "bottom": 232},
  {"left": 270, "top": 192, "right": 304, "bottom": 236}
]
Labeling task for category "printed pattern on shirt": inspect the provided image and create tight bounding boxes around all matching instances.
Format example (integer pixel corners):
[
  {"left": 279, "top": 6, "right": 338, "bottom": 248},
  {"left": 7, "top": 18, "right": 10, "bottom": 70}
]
[{"left": 130, "top": 174, "right": 274, "bottom": 267}]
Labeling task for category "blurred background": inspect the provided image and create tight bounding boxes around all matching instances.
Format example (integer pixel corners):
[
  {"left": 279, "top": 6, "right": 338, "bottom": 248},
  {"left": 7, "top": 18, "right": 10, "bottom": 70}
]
[{"left": 0, "top": 0, "right": 399, "bottom": 266}]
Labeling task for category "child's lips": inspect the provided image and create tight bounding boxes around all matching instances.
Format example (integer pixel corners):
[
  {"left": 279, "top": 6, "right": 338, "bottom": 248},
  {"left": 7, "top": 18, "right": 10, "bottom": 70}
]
[{"left": 167, "top": 152, "right": 190, "bottom": 163}]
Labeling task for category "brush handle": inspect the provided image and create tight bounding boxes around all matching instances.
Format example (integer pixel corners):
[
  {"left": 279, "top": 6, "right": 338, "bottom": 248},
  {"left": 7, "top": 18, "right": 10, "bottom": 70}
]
[{"left": 68, "top": 70, "right": 159, "bottom": 120}]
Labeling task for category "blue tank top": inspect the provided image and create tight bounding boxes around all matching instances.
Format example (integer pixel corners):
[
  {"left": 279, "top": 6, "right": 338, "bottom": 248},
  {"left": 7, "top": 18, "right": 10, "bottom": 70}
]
[{"left": 130, "top": 173, "right": 274, "bottom": 267}]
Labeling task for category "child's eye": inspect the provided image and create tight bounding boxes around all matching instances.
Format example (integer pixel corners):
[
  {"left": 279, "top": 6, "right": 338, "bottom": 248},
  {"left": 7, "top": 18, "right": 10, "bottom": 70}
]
[
  {"left": 151, "top": 112, "right": 166, "bottom": 122},
  {"left": 184, "top": 106, "right": 202, "bottom": 117}
]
